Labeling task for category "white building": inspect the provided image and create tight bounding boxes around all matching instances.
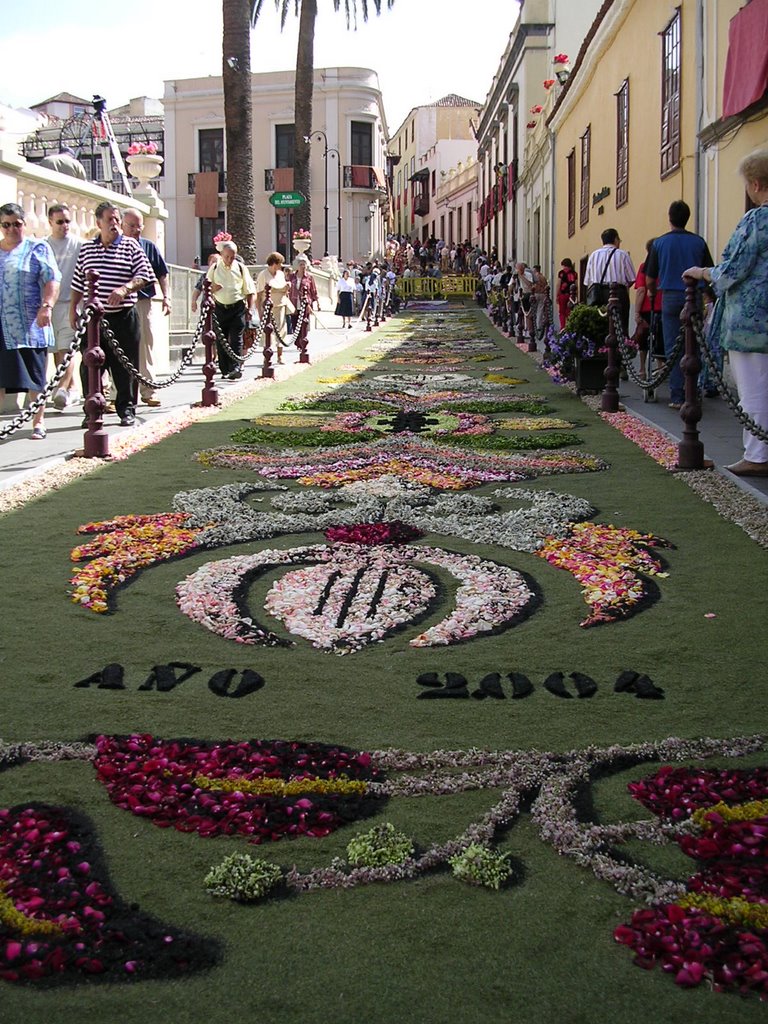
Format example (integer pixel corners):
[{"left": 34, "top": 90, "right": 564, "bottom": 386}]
[{"left": 162, "top": 67, "right": 389, "bottom": 266}]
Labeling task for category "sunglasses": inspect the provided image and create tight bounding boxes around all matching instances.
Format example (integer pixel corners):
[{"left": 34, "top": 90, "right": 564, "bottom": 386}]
[
  {"left": 54, "top": 219, "right": 72, "bottom": 225},
  {"left": 1, "top": 221, "right": 23, "bottom": 229}
]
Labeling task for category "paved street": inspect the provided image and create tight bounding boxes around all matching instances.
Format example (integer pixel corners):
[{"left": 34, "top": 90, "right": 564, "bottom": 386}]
[
  {"left": 1, "top": 303, "right": 766, "bottom": 509},
  {"left": 0, "top": 306, "right": 373, "bottom": 493}
]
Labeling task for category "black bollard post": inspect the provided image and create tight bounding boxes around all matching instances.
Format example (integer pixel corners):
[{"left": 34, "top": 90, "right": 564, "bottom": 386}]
[
  {"left": 201, "top": 280, "right": 219, "bottom": 407},
  {"left": 600, "top": 284, "right": 621, "bottom": 412},
  {"left": 676, "top": 275, "right": 708, "bottom": 470},
  {"left": 295, "top": 290, "right": 310, "bottom": 364},
  {"left": 261, "top": 287, "right": 275, "bottom": 379},
  {"left": 81, "top": 269, "right": 109, "bottom": 458}
]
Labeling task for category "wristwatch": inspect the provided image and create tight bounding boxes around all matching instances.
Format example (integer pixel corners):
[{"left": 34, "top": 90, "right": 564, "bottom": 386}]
[{"left": 41, "top": 302, "right": 53, "bottom": 309}]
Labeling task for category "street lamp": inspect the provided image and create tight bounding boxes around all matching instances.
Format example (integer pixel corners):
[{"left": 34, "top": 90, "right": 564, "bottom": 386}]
[{"left": 305, "top": 129, "right": 330, "bottom": 256}]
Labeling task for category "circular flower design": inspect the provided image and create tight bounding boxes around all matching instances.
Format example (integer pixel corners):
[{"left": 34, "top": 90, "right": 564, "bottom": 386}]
[{"left": 176, "top": 543, "right": 536, "bottom": 654}]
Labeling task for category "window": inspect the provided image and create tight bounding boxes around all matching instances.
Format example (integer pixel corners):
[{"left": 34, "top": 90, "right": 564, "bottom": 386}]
[
  {"left": 660, "top": 9, "right": 681, "bottom": 178},
  {"left": 199, "top": 128, "right": 224, "bottom": 172},
  {"left": 567, "top": 148, "right": 576, "bottom": 237},
  {"left": 616, "top": 79, "right": 629, "bottom": 207},
  {"left": 200, "top": 211, "right": 225, "bottom": 263},
  {"left": 275, "top": 124, "right": 294, "bottom": 167},
  {"left": 579, "top": 127, "right": 590, "bottom": 229},
  {"left": 431, "top": 170, "right": 436, "bottom": 195},
  {"left": 351, "top": 121, "right": 373, "bottom": 166},
  {"left": 411, "top": 121, "right": 414, "bottom": 144}
]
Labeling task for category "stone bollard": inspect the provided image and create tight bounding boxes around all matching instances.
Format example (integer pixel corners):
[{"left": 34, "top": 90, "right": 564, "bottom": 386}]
[
  {"left": 201, "top": 280, "right": 219, "bottom": 407},
  {"left": 261, "top": 285, "right": 275, "bottom": 379},
  {"left": 295, "top": 291, "right": 310, "bottom": 365},
  {"left": 600, "top": 284, "right": 621, "bottom": 413},
  {"left": 676, "top": 275, "right": 707, "bottom": 470}
]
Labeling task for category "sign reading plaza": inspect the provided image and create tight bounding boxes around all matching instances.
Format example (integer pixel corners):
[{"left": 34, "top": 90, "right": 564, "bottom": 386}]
[{"left": 269, "top": 191, "right": 306, "bottom": 208}]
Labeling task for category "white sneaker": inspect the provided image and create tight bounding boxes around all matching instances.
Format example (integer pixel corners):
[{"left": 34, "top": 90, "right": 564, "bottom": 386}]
[{"left": 53, "top": 387, "right": 70, "bottom": 410}]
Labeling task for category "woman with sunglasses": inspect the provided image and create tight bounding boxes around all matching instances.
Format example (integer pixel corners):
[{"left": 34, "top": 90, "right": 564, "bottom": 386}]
[{"left": 0, "top": 203, "right": 60, "bottom": 439}]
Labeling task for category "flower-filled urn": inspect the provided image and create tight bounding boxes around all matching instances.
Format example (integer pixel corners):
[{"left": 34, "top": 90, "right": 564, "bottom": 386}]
[
  {"left": 126, "top": 142, "right": 163, "bottom": 195},
  {"left": 293, "top": 229, "right": 312, "bottom": 255}
]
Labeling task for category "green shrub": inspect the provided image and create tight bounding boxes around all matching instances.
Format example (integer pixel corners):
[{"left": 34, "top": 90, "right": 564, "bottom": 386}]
[
  {"left": 204, "top": 853, "right": 283, "bottom": 902},
  {"left": 346, "top": 822, "right": 414, "bottom": 867},
  {"left": 449, "top": 844, "right": 514, "bottom": 890},
  {"left": 564, "top": 303, "right": 610, "bottom": 346}
]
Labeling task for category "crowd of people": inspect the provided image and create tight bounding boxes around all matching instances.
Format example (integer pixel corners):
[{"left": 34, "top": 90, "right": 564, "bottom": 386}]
[{"left": 0, "top": 147, "right": 766, "bottom": 473}]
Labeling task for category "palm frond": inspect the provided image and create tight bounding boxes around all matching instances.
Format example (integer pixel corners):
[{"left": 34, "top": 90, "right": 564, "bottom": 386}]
[
  {"left": 250, "top": 0, "right": 297, "bottom": 28},
  {"left": 332, "top": 0, "right": 394, "bottom": 30}
]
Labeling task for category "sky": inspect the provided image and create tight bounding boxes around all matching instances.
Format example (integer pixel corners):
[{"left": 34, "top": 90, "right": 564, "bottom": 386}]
[{"left": 3, "top": 0, "right": 520, "bottom": 133}]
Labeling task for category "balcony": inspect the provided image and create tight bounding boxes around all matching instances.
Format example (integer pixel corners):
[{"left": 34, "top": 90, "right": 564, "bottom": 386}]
[
  {"left": 187, "top": 171, "right": 226, "bottom": 195},
  {"left": 343, "top": 165, "right": 386, "bottom": 191},
  {"left": 264, "top": 168, "right": 295, "bottom": 191},
  {"left": 413, "top": 192, "right": 430, "bottom": 217}
]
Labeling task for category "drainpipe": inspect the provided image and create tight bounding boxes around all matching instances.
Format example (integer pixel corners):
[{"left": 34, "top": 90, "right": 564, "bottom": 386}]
[{"left": 695, "top": 0, "right": 704, "bottom": 235}]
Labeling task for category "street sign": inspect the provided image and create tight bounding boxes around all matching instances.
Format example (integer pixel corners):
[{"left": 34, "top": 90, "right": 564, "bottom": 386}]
[{"left": 269, "top": 191, "right": 306, "bottom": 208}]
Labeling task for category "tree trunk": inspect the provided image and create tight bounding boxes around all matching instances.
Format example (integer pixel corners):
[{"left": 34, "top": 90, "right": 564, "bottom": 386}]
[
  {"left": 293, "top": 0, "right": 317, "bottom": 240},
  {"left": 222, "top": 0, "right": 258, "bottom": 263}
]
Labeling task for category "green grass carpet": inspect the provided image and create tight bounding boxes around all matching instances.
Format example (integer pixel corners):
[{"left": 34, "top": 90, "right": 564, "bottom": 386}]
[{"left": 1, "top": 308, "right": 766, "bottom": 1023}]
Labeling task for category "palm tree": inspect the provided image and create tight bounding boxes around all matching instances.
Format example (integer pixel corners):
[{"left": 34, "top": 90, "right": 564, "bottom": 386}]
[
  {"left": 250, "top": 0, "right": 394, "bottom": 238},
  {"left": 222, "top": 0, "right": 258, "bottom": 263}
]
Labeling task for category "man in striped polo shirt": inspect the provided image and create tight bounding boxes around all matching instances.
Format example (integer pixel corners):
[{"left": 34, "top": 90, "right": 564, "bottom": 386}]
[{"left": 70, "top": 202, "right": 155, "bottom": 426}]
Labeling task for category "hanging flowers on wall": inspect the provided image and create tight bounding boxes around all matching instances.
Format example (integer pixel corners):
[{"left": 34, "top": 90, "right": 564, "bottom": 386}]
[
  {"left": 530, "top": 105, "right": 543, "bottom": 115},
  {"left": 553, "top": 53, "right": 570, "bottom": 66},
  {"left": 526, "top": 121, "right": 537, "bottom": 130},
  {"left": 543, "top": 79, "right": 556, "bottom": 90}
]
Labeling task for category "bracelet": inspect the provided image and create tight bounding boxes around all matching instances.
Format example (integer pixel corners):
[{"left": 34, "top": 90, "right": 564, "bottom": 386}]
[{"left": 40, "top": 303, "right": 53, "bottom": 310}]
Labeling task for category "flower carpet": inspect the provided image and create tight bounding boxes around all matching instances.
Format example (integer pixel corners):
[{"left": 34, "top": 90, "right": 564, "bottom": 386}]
[{"left": 1, "top": 304, "right": 767, "bottom": 1024}]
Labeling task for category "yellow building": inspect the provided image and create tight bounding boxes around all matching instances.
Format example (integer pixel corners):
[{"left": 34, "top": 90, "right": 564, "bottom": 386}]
[{"left": 549, "top": 0, "right": 768, "bottom": 289}]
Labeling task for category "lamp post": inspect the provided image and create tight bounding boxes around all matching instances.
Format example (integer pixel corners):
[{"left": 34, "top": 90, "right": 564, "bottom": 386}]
[
  {"left": 328, "top": 147, "right": 342, "bottom": 261},
  {"left": 305, "top": 130, "right": 330, "bottom": 257}
]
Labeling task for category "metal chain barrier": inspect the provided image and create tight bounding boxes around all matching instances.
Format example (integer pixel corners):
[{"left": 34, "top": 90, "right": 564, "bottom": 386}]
[
  {"left": 0, "top": 307, "right": 94, "bottom": 442},
  {"left": 210, "top": 306, "right": 256, "bottom": 367},
  {"left": 209, "top": 290, "right": 302, "bottom": 369},
  {"left": 691, "top": 312, "right": 768, "bottom": 443},
  {"left": 100, "top": 313, "right": 198, "bottom": 390},
  {"left": 611, "top": 304, "right": 682, "bottom": 392}
]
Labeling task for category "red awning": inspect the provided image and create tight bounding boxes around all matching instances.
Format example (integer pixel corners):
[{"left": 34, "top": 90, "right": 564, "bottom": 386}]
[{"left": 723, "top": 0, "right": 768, "bottom": 118}]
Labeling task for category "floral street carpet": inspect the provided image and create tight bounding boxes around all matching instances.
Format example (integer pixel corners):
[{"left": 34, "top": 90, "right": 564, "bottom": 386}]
[{"left": 1, "top": 306, "right": 767, "bottom": 1024}]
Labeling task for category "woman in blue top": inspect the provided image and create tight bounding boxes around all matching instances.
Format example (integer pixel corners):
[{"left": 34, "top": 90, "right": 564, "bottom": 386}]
[
  {"left": 685, "top": 149, "right": 768, "bottom": 477},
  {"left": 0, "top": 203, "right": 60, "bottom": 439}
]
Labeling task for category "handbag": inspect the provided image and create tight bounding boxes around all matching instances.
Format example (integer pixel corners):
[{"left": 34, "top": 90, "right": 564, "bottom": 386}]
[{"left": 586, "top": 248, "right": 617, "bottom": 307}]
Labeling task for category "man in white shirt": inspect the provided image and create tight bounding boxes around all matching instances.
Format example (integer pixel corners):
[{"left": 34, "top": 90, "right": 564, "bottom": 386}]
[
  {"left": 584, "top": 228, "right": 636, "bottom": 335},
  {"left": 45, "top": 203, "right": 82, "bottom": 409}
]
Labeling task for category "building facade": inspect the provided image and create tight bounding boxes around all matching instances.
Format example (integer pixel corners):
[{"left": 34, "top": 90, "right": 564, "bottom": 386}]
[
  {"left": 388, "top": 95, "right": 480, "bottom": 243},
  {"left": 549, "top": 0, "right": 768, "bottom": 296},
  {"left": 475, "top": 0, "right": 603, "bottom": 275},
  {"left": 162, "top": 67, "right": 389, "bottom": 266}
]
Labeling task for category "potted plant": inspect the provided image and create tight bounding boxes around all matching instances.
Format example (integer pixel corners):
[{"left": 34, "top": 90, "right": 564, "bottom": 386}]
[{"left": 543, "top": 304, "right": 610, "bottom": 391}]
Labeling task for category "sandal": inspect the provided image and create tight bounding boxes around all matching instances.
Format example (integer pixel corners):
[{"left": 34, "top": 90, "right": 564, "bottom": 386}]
[{"left": 31, "top": 425, "right": 47, "bottom": 440}]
